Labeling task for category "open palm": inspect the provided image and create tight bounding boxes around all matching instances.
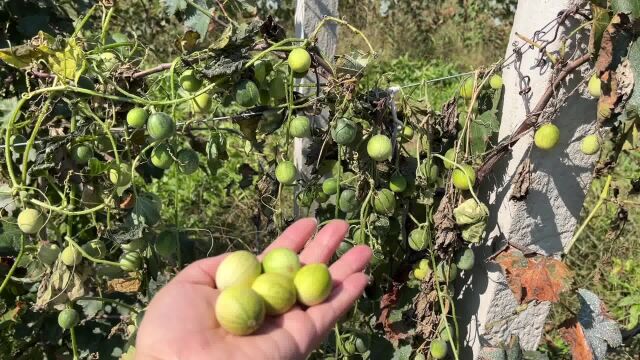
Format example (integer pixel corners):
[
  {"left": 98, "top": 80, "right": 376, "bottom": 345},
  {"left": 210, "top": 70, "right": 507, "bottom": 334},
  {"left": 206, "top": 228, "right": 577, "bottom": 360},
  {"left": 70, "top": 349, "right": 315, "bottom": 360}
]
[{"left": 135, "top": 218, "right": 372, "bottom": 360}]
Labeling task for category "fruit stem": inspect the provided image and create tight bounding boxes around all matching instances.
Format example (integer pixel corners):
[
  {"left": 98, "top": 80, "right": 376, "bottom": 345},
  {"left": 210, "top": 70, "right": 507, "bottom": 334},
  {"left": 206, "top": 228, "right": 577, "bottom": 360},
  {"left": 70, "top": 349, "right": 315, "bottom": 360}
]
[
  {"left": 29, "top": 198, "right": 106, "bottom": 216},
  {"left": 244, "top": 38, "right": 307, "bottom": 69},
  {"left": 565, "top": 175, "right": 612, "bottom": 255},
  {"left": 66, "top": 237, "right": 122, "bottom": 267},
  {"left": 0, "top": 234, "right": 25, "bottom": 295},
  {"left": 71, "top": 5, "right": 97, "bottom": 39}
]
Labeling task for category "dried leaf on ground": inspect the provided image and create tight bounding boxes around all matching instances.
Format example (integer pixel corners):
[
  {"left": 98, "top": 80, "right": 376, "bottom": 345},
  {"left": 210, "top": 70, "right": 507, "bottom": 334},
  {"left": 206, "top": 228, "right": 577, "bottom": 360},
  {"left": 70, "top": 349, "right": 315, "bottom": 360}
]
[
  {"left": 495, "top": 249, "right": 573, "bottom": 303},
  {"left": 510, "top": 159, "right": 531, "bottom": 200}
]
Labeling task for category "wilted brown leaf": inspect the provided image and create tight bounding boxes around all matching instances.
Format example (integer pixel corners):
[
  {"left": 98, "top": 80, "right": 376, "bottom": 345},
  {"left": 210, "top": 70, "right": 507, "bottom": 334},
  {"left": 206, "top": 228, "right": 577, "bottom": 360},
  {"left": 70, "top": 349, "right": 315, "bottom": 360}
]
[
  {"left": 440, "top": 98, "right": 458, "bottom": 136},
  {"left": 510, "top": 158, "right": 531, "bottom": 200},
  {"left": 495, "top": 249, "right": 573, "bottom": 303},
  {"left": 107, "top": 278, "right": 142, "bottom": 294},
  {"left": 559, "top": 318, "right": 594, "bottom": 360},
  {"left": 433, "top": 192, "right": 459, "bottom": 255},
  {"left": 378, "top": 282, "right": 411, "bottom": 344}
]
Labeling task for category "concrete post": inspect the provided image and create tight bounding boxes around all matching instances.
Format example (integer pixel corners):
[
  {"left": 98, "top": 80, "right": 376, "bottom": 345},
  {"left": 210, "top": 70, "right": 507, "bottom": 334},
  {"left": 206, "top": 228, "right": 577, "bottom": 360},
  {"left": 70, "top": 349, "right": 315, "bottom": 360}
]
[{"left": 457, "top": 0, "right": 596, "bottom": 357}]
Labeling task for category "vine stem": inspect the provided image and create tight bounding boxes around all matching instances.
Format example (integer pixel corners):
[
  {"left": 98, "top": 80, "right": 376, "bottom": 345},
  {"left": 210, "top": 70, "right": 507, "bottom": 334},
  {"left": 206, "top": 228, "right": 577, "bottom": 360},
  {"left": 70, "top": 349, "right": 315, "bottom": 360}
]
[
  {"left": 565, "top": 175, "right": 612, "bottom": 254},
  {"left": 0, "top": 234, "right": 24, "bottom": 295},
  {"left": 66, "top": 237, "right": 122, "bottom": 267},
  {"left": 308, "top": 16, "right": 375, "bottom": 55},
  {"left": 29, "top": 199, "right": 106, "bottom": 216},
  {"left": 100, "top": 5, "right": 115, "bottom": 46},
  {"left": 70, "top": 326, "right": 79, "bottom": 360},
  {"left": 71, "top": 296, "right": 139, "bottom": 314},
  {"left": 71, "top": 5, "right": 97, "bottom": 39}
]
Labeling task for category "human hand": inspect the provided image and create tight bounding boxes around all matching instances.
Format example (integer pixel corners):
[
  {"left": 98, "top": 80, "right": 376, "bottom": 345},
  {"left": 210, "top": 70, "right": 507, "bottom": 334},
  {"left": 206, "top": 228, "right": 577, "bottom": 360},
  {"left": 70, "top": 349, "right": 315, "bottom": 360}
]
[{"left": 135, "top": 218, "right": 372, "bottom": 360}]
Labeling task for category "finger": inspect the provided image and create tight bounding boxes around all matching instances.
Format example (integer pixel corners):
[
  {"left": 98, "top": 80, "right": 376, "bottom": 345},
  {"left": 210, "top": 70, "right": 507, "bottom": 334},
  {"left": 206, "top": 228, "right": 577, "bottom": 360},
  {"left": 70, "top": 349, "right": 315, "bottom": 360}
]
[
  {"left": 255, "top": 307, "right": 316, "bottom": 359},
  {"left": 260, "top": 218, "right": 318, "bottom": 259},
  {"left": 172, "top": 254, "right": 227, "bottom": 287},
  {"left": 329, "top": 245, "right": 372, "bottom": 282},
  {"left": 306, "top": 272, "right": 369, "bottom": 339},
  {"left": 298, "top": 220, "right": 349, "bottom": 264}
]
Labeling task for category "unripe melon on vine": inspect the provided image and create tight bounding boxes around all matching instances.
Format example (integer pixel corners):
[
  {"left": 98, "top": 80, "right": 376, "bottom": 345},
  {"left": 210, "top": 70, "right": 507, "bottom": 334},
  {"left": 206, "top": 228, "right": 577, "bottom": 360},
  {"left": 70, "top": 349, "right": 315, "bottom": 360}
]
[
  {"left": 455, "top": 248, "right": 475, "bottom": 271},
  {"left": 71, "top": 144, "right": 93, "bottom": 164},
  {"left": 322, "top": 178, "right": 339, "bottom": 195},
  {"left": 367, "top": 135, "right": 392, "bottom": 161},
  {"left": 351, "top": 227, "right": 367, "bottom": 244},
  {"left": 253, "top": 60, "right": 271, "bottom": 84},
  {"left": 179, "top": 69, "right": 202, "bottom": 92},
  {"left": 82, "top": 239, "right": 107, "bottom": 259},
  {"left": 275, "top": 161, "right": 297, "bottom": 185},
  {"left": 127, "top": 107, "right": 148, "bottom": 128},
  {"left": 581, "top": 134, "right": 601, "bottom": 155},
  {"left": 289, "top": 115, "right": 311, "bottom": 138},
  {"left": 215, "top": 250, "right": 262, "bottom": 290},
  {"left": 489, "top": 74, "right": 503, "bottom": 89},
  {"left": 389, "top": 174, "right": 407, "bottom": 193},
  {"left": 460, "top": 78, "right": 474, "bottom": 99},
  {"left": 61, "top": 246, "right": 82, "bottom": 266},
  {"left": 338, "top": 189, "right": 359, "bottom": 213},
  {"left": 288, "top": 48, "right": 311, "bottom": 74},
  {"left": 98, "top": 51, "right": 118, "bottom": 71},
  {"left": 215, "top": 286, "right": 265, "bottom": 335},
  {"left": 294, "top": 263, "right": 332, "bottom": 306},
  {"left": 451, "top": 164, "right": 476, "bottom": 190},
  {"left": 262, "top": 247, "right": 301, "bottom": 278},
  {"left": 588, "top": 74, "right": 602, "bottom": 97},
  {"left": 10, "top": 134, "right": 26, "bottom": 153},
  {"left": 401, "top": 126, "right": 414, "bottom": 142},
  {"left": 151, "top": 143, "right": 174, "bottom": 170},
  {"left": 331, "top": 118, "right": 358, "bottom": 145},
  {"left": 191, "top": 93, "right": 212, "bottom": 113},
  {"left": 269, "top": 76, "right": 286, "bottom": 101},
  {"left": 121, "top": 236, "right": 147, "bottom": 252},
  {"left": 420, "top": 161, "right": 440, "bottom": 181},
  {"left": 109, "top": 163, "right": 132, "bottom": 186},
  {"left": 316, "top": 191, "right": 329, "bottom": 203},
  {"left": 409, "top": 228, "right": 429, "bottom": 251},
  {"left": 235, "top": 80, "right": 259, "bottom": 107},
  {"left": 58, "top": 309, "right": 79, "bottom": 330},
  {"left": 435, "top": 262, "right": 458, "bottom": 283},
  {"left": 155, "top": 231, "right": 177, "bottom": 258},
  {"left": 38, "top": 243, "right": 60, "bottom": 265},
  {"left": 430, "top": 339, "right": 448, "bottom": 359},
  {"left": 17, "top": 208, "right": 45, "bottom": 234},
  {"left": 120, "top": 251, "right": 143, "bottom": 271},
  {"left": 176, "top": 148, "right": 199, "bottom": 174},
  {"left": 297, "top": 190, "right": 315, "bottom": 207},
  {"left": 147, "top": 112, "right": 176, "bottom": 141},
  {"left": 373, "top": 189, "right": 396, "bottom": 215},
  {"left": 251, "top": 273, "right": 297, "bottom": 315},
  {"left": 443, "top": 148, "right": 457, "bottom": 169},
  {"left": 534, "top": 123, "right": 560, "bottom": 150},
  {"left": 413, "top": 267, "right": 429, "bottom": 280}
]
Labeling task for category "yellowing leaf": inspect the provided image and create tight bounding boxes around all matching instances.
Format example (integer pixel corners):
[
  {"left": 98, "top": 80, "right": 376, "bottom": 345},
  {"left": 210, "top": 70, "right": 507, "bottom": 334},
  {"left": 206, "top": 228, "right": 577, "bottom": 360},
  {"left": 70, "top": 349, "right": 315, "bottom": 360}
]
[{"left": 48, "top": 39, "right": 85, "bottom": 81}]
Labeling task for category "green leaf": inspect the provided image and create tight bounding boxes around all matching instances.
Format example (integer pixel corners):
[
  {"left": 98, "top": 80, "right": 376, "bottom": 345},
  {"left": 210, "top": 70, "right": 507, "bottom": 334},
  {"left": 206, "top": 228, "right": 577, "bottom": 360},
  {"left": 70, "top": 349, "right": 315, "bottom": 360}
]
[
  {"left": 453, "top": 199, "right": 489, "bottom": 243},
  {"left": 88, "top": 158, "right": 111, "bottom": 176},
  {"left": 0, "top": 220, "right": 21, "bottom": 256},
  {"left": 469, "top": 109, "right": 499, "bottom": 156},
  {"left": 184, "top": 0, "right": 211, "bottom": 41},
  {"left": 160, "top": 0, "right": 188, "bottom": 16},
  {"left": 0, "top": 97, "right": 18, "bottom": 129},
  {"left": 612, "top": 0, "right": 640, "bottom": 19},
  {"left": 619, "top": 295, "right": 640, "bottom": 306},
  {"left": 390, "top": 345, "right": 413, "bottom": 360},
  {"left": 132, "top": 192, "right": 162, "bottom": 227},
  {"left": 590, "top": 5, "right": 610, "bottom": 56}
]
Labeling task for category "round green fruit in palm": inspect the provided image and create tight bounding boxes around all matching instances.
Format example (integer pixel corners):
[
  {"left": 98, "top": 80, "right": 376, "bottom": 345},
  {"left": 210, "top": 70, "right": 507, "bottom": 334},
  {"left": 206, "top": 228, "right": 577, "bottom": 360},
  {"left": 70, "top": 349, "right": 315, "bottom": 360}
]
[
  {"left": 269, "top": 76, "right": 286, "bottom": 101},
  {"left": 401, "top": 126, "right": 414, "bottom": 142},
  {"left": 451, "top": 164, "right": 476, "bottom": 190},
  {"left": 580, "top": 134, "right": 600, "bottom": 155},
  {"left": 409, "top": 228, "right": 429, "bottom": 251},
  {"left": 155, "top": 231, "right": 177, "bottom": 258},
  {"left": 58, "top": 308, "right": 80, "bottom": 330},
  {"left": 235, "top": 80, "right": 259, "bottom": 107},
  {"left": 38, "top": 243, "right": 60, "bottom": 265},
  {"left": 460, "top": 78, "right": 474, "bottom": 99},
  {"left": 331, "top": 118, "right": 358, "bottom": 145},
  {"left": 294, "top": 263, "right": 332, "bottom": 306},
  {"left": 82, "top": 239, "right": 107, "bottom": 259},
  {"left": 179, "top": 69, "right": 202, "bottom": 92},
  {"left": 17, "top": 208, "right": 45, "bottom": 234},
  {"left": 120, "top": 251, "right": 143, "bottom": 271},
  {"left": 251, "top": 273, "right": 297, "bottom": 315},
  {"left": 147, "top": 112, "right": 176, "bottom": 141},
  {"left": 215, "top": 286, "right": 265, "bottom": 336},
  {"left": 455, "top": 247, "right": 475, "bottom": 271},
  {"left": 373, "top": 189, "right": 396, "bottom": 215},
  {"left": 338, "top": 189, "right": 359, "bottom": 213},
  {"left": 430, "top": 339, "right": 448, "bottom": 359},
  {"left": 489, "top": 74, "right": 503, "bottom": 89},
  {"left": 367, "top": 134, "right": 392, "bottom": 162},
  {"left": 150, "top": 143, "right": 174, "bottom": 170},
  {"left": 588, "top": 74, "right": 601, "bottom": 97},
  {"left": 215, "top": 250, "right": 262, "bottom": 290},
  {"left": 288, "top": 48, "right": 312, "bottom": 74},
  {"left": 176, "top": 148, "right": 199, "bottom": 174},
  {"left": 275, "top": 161, "right": 297, "bottom": 185},
  {"left": 127, "top": 107, "right": 148, "bottom": 128},
  {"left": 71, "top": 144, "right": 93, "bottom": 164},
  {"left": 289, "top": 115, "right": 311, "bottom": 138},
  {"left": 534, "top": 123, "right": 560, "bottom": 150},
  {"left": 61, "top": 246, "right": 82, "bottom": 266},
  {"left": 389, "top": 174, "right": 407, "bottom": 193},
  {"left": 262, "top": 247, "right": 301, "bottom": 278},
  {"left": 192, "top": 93, "right": 212, "bottom": 113},
  {"left": 322, "top": 178, "right": 339, "bottom": 195}
]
